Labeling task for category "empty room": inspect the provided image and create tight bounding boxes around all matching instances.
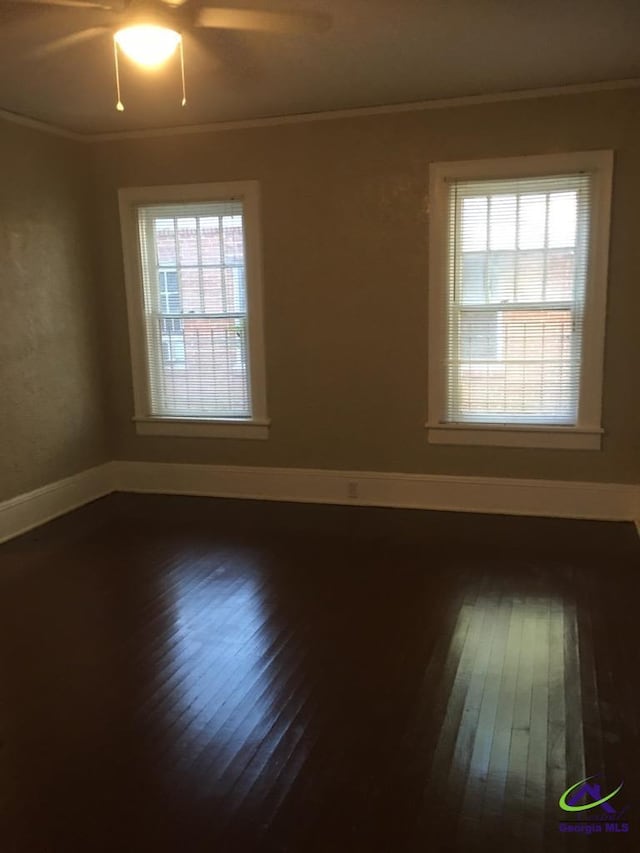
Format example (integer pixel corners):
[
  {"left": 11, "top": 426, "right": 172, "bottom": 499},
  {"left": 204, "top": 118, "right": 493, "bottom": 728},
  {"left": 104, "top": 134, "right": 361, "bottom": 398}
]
[{"left": 1, "top": 1, "right": 639, "bottom": 850}]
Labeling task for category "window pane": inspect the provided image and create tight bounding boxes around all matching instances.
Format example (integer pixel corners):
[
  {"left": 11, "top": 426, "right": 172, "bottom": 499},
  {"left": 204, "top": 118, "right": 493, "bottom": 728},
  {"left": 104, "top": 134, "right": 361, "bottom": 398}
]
[
  {"left": 177, "top": 217, "right": 198, "bottom": 265},
  {"left": 489, "top": 195, "right": 517, "bottom": 250},
  {"left": 199, "top": 216, "right": 221, "bottom": 264},
  {"left": 548, "top": 191, "right": 578, "bottom": 248},
  {"left": 515, "top": 250, "right": 544, "bottom": 302},
  {"left": 180, "top": 268, "right": 201, "bottom": 313},
  {"left": 222, "top": 215, "right": 244, "bottom": 263},
  {"left": 461, "top": 197, "right": 487, "bottom": 251},
  {"left": 518, "top": 194, "right": 546, "bottom": 250},
  {"left": 488, "top": 251, "right": 515, "bottom": 303},
  {"left": 224, "top": 267, "right": 246, "bottom": 313},
  {"left": 447, "top": 172, "right": 591, "bottom": 425},
  {"left": 202, "top": 268, "right": 224, "bottom": 313},
  {"left": 459, "top": 253, "right": 486, "bottom": 304},
  {"left": 154, "top": 219, "right": 176, "bottom": 265},
  {"left": 159, "top": 270, "right": 180, "bottom": 313},
  {"left": 458, "top": 312, "right": 499, "bottom": 361},
  {"left": 546, "top": 249, "right": 576, "bottom": 301},
  {"left": 158, "top": 317, "right": 249, "bottom": 416},
  {"left": 138, "top": 198, "right": 252, "bottom": 419}
]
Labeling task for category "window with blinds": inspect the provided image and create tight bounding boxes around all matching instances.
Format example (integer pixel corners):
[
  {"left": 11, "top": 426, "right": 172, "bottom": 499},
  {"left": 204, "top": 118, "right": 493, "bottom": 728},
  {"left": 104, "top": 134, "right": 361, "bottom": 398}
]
[
  {"left": 120, "top": 181, "right": 267, "bottom": 439},
  {"left": 137, "top": 200, "right": 252, "bottom": 419},
  {"left": 427, "top": 152, "right": 613, "bottom": 449},
  {"left": 446, "top": 174, "right": 591, "bottom": 425}
]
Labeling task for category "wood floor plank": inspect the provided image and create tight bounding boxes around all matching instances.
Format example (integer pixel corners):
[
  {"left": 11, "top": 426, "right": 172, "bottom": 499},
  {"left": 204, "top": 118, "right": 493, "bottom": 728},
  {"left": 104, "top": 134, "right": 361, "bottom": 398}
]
[
  {"left": 0, "top": 494, "right": 637, "bottom": 852},
  {"left": 456, "top": 591, "right": 513, "bottom": 847}
]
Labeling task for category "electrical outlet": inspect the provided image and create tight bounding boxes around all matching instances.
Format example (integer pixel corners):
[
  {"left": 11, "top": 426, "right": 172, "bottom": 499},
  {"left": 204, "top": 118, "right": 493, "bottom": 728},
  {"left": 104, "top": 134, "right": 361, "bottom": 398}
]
[{"left": 347, "top": 481, "right": 359, "bottom": 499}]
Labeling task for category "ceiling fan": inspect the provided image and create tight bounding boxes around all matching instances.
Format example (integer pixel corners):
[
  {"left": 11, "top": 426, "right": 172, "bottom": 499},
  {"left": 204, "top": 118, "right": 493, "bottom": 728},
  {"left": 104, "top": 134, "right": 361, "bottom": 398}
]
[{"left": 14, "top": 0, "right": 332, "bottom": 109}]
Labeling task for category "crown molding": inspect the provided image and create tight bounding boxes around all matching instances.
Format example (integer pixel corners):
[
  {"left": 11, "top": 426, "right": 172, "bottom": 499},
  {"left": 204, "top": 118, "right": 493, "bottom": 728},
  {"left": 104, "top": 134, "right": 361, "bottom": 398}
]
[
  {"left": 0, "top": 107, "right": 84, "bottom": 142},
  {"left": 89, "top": 78, "right": 640, "bottom": 143},
  {"left": 2, "top": 78, "right": 640, "bottom": 145}
]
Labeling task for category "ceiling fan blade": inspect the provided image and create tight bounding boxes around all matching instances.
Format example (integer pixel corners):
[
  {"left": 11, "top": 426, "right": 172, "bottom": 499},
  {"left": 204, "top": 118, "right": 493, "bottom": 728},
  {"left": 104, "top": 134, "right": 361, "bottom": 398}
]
[
  {"left": 14, "top": 0, "right": 118, "bottom": 9},
  {"left": 29, "top": 25, "right": 108, "bottom": 58},
  {"left": 195, "top": 6, "right": 331, "bottom": 34}
]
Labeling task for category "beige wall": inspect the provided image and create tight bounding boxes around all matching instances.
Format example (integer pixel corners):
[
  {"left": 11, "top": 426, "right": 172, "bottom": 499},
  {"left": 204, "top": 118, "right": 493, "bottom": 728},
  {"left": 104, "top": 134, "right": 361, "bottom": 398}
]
[
  {"left": 93, "top": 88, "right": 640, "bottom": 483},
  {"left": 0, "top": 120, "right": 107, "bottom": 501}
]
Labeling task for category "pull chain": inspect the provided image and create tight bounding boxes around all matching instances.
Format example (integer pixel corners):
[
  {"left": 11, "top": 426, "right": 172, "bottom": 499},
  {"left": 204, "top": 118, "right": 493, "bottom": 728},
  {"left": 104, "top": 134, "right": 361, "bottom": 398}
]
[
  {"left": 112, "top": 33, "right": 186, "bottom": 112},
  {"left": 179, "top": 38, "right": 187, "bottom": 107},
  {"left": 113, "top": 37, "right": 124, "bottom": 111}
]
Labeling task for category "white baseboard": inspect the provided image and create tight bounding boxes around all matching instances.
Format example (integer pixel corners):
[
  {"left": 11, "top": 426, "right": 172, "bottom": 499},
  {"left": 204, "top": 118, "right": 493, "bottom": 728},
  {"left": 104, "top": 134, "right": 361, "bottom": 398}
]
[
  {"left": 0, "top": 463, "right": 115, "bottom": 544},
  {"left": 1, "top": 461, "right": 638, "bottom": 545},
  {"left": 111, "top": 461, "right": 640, "bottom": 523}
]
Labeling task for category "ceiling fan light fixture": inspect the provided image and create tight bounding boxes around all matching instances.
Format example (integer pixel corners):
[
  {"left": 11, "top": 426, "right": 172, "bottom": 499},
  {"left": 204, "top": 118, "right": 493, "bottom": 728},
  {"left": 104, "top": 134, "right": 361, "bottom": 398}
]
[{"left": 114, "top": 24, "right": 181, "bottom": 68}]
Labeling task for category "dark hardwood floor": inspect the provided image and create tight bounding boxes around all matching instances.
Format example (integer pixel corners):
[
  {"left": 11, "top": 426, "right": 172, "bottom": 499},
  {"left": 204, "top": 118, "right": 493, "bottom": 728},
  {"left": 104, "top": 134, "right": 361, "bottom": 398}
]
[{"left": 0, "top": 493, "right": 638, "bottom": 852}]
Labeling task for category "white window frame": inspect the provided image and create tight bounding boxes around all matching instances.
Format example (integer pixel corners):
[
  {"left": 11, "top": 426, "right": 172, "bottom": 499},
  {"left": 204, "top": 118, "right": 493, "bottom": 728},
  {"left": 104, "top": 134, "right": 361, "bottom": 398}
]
[
  {"left": 426, "top": 151, "right": 613, "bottom": 450},
  {"left": 119, "top": 181, "right": 269, "bottom": 440}
]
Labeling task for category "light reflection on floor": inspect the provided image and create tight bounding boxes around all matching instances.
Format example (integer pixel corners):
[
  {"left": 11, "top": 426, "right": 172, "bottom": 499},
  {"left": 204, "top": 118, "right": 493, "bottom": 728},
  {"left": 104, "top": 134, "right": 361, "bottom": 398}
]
[
  {"left": 158, "top": 555, "right": 314, "bottom": 811},
  {"left": 164, "top": 561, "right": 274, "bottom": 766},
  {"left": 427, "top": 591, "right": 586, "bottom": 844}
]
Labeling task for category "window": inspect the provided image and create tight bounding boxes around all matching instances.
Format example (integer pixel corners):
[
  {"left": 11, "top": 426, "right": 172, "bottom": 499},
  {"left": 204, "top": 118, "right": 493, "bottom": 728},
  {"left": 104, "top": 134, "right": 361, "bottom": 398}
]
[
  {"left": 159, "top": 272, "right": 185, "bottom": 365},
  {"left": 119, "top": 181, "right": 268, "bottom": 439},
  {"left": 427, "top": 152, "right": 613, "bottom": 449}
]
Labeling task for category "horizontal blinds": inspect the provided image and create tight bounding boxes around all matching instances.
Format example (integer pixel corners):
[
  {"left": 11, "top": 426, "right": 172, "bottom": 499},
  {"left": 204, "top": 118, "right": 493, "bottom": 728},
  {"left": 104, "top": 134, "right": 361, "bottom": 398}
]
[
  {"left": 445, "top": 173, "right": 592, "bottom": 425},
  {"left": 137, "top": 200, "right": 252, "bottom": 419}
]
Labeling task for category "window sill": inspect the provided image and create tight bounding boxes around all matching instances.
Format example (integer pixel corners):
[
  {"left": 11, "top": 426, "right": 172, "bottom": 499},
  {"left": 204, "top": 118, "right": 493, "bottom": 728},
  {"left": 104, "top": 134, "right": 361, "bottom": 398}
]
[
  {"left": 134, "top": 417, "right": 270, "bottom": 440},
  {"left": 425, "top": 423, "right": 603, "bottom": 450}
]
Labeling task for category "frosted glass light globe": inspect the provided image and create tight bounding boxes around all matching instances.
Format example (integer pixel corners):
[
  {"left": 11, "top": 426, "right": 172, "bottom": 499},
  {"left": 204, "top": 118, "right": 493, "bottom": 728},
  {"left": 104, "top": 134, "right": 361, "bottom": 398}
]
[{"left": 115, "top": 25, "right": 181, "bottom": 68}]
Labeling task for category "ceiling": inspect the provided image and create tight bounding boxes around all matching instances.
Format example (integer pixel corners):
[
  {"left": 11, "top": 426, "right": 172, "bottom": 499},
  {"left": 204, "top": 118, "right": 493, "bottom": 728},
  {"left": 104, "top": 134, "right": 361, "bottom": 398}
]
[{"left": 1, "top": 0, "right": 639, "bottom": 135}]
